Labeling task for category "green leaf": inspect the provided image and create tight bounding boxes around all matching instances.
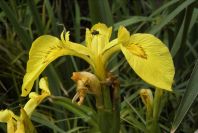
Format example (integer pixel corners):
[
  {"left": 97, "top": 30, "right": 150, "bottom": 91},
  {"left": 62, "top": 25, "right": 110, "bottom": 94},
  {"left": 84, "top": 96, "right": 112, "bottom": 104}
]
[
  {"left": 32, "top": 111, "right": 66, "bottom": 133},
  {"left": 149, "top": 0, "right": 196, "bottom": 34},
  {"left": 27, "top": 0, "right": 44, "bottom": 34},
  {"left": 170, "top": 14, "right": 186, "bottom": 57},
  {"left": 44, "top": 0, "right": 59, "bottom": 35},
  {"left": 52, "top": 96, "right": 98, "bottom": 128},
  {"left": 150, "top": 0, "right": 179, "bottom": 17},
  {"left": 74, "top": 0, "right": 81, "bottom": 42},
  {"left": 171, "top": 60, "right": 198, "bottom": 133},
  {"left": 114, "top": 16, "right": 152, "bottom": 31},
  {"left": 88, "top": 0, "right": 113, "bottom": 26},
  {"left": 0, "top": 0, "right": 32, "bottom": 49}
]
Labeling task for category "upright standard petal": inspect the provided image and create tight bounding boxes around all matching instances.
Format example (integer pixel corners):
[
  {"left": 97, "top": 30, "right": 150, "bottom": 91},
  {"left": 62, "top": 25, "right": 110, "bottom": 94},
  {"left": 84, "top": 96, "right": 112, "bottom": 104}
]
[
  {"left": 91, "top": 23, "right": 112, "bottom": 41},
  {"left": 120, "top": 31, "right": 174, "bottom": 91},
  {"left": 85, "top": 23, "right": 112, "bottom": 55},
  {"left": 21, "top": 35, "right": 89, "bottom": 96}
]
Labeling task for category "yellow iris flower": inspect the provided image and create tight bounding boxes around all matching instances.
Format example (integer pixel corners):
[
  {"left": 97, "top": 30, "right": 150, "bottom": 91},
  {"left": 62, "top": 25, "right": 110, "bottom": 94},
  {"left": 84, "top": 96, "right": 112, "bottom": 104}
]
[
  {"left": 21, "top": 23, "right": 174, "bottom": 97},
  {"left": 0, "top": 77, "right": 51, "bottom": 133}
]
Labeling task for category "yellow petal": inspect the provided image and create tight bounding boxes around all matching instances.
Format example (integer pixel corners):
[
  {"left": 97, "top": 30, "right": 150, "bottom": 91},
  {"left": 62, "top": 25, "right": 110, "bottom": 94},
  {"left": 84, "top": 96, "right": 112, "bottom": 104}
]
[
  {"left": 24, "top": 77, "right": 51, "bottom": 116},
  {"left": 121, "top": 33, "right": 175, "bottom": 91},
  {"left": 21, "top": 35, "right": 91, "bottom": 96},
  {"left": 85, "top": 28, "right": 92, "bottom": 48},
  {"left": 16, "top": 109, "right": 36, "bottom": 133},
  {"left": 24, "top": 92, "right": 49, "bottom": 116},
  {"left": 118, "top": 26, "right": 130, "bottom": 44},
  {"left": 60, "top": 30, "right": 70, "bottom": 43},
  {"left": 7, "top": 118, "right": 15, "bottom": 133},
  {"left": 15, "top": 119, "right": 25, "bottom": 133},
  {"left": 85, "top": 23, "right": 112, "bottom": 54},
  {"left": 0, "top": 109, "right": 17, "bottom": 123},
  {"left": 0, "top": 110, "right": 18, "bottom": 133},
  {"left": 102, "top": 39, "right": 121, "bottom": 65},
  {"left": 61, "top": 30, "right": 94, "bottom": 57},
  {"left": 39, "top": 77, "right": 51, "bottom": 95},
  {"left": 91, "top": 23, "right": 112, "bottom": 40},
  {"left": 91, "top": 35, "right": 107, "bottom": 54}
]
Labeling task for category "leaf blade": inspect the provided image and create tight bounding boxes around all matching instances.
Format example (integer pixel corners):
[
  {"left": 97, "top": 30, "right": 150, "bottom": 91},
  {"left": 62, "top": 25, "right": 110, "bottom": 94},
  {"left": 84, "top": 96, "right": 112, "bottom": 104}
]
[{"left": 171, "top": 60, "right": 198, "bottom": 133}]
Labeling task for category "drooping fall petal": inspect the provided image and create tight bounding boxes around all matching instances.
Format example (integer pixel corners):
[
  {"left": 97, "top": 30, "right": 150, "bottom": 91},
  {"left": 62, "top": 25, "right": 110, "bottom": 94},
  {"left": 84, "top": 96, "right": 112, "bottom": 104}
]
[
  {"left": 21, "top": 35, "right": 91, "bottom": 96},
  {"left": 119, "top": 27, "right": 175, "bottom": 91}
]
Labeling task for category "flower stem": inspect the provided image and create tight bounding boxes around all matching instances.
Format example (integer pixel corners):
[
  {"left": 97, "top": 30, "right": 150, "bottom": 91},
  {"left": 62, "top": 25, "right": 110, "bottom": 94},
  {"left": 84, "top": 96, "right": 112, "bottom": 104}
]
[
  {"left": 94, "top": 58, "right": 120, "bottom": 133},
  {"left": 150, "top": 89, "right": 163, "bottom": 133}
]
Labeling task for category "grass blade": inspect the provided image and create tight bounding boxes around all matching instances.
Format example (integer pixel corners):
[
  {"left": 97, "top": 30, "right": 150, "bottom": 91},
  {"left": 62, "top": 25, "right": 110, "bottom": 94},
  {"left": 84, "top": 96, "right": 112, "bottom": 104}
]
[
  {"left": 27, "top": 0, "right": 44, "bottom": 34},
  {"left": 44, "top": 0, "right": 59, "bottom": 35},
  {"left": 150, "top": 0, "right": 179, "bottom": 17},
  {"left": 32, "top": 112, "right": 66, "bottom": 133},
  {"left": 52, "top": 96, "right": 98, "bottom": 128},
  {"left": 170, "top": 14, "right": 185, "bottom": 57},
  {"left": 88, "top": 0, "right": 113, "bottom": 25},
  {"left": 0, "top": 0, "right": 32, "bottom": 49},
  {"left": 113, "top": 16, "right": 152, "bottom": 31},
  {"left": 149, "top": 0, "right": 196, "bottom": 34},
  {"left": 171, "top": 60, "right": 198, "bottom": 133}
]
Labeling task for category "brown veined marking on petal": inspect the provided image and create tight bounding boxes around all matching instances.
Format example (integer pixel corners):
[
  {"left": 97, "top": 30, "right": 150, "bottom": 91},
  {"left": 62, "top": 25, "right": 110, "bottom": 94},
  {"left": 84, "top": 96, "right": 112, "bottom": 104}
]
[
  {"left": 126, "top": 44, "right": 147, "bottom": 59},
  {"left": 42, "top": 44, "right": 64, "bottom": 64}
]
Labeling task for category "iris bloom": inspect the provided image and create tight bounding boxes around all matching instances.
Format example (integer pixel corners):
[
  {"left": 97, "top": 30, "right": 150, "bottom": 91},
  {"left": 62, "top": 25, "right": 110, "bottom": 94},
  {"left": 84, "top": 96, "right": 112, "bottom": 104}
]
[
  {"left": 21, "top": 23, "right": 174, "bottom": 97},
  {"left": 0, "top": 77, "right": 51, "bottom": 133}
]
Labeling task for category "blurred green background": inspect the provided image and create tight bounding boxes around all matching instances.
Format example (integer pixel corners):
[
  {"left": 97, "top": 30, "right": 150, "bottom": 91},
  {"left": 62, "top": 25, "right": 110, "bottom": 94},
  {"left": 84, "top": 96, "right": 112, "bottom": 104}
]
[{"left": 0, "top": 0, "right": 197, "bottom": 132}]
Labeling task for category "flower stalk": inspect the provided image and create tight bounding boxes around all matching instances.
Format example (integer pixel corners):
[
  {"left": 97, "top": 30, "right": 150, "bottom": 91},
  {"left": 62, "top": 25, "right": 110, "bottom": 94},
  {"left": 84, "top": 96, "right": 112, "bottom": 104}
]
[
  {"left": 151, "top": 89, "right": 163, "bottom": 133},
  {"left": 140, "top": 89, "right": 154, "bottom": 132}
]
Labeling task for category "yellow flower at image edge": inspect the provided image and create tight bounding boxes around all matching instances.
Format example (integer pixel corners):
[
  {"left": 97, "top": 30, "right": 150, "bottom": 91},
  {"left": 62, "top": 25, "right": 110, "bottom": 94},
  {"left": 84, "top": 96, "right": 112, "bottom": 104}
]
[{"left": 0, "top": 77, "right": 50, "bottom": 133}]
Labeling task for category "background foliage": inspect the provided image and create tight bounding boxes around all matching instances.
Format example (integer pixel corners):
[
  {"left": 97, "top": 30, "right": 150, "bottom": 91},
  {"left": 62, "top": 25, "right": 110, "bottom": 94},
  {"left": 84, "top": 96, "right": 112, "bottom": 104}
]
[{"left": 0, "top": 0, "right": 197, "bottom": 132}]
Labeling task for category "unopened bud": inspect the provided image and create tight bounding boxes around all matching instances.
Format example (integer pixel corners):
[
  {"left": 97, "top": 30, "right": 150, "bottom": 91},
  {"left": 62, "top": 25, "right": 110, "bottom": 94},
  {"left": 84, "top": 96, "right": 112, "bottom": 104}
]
[{"left": 140, "top": 88, "right": 153, "bottom": 110}]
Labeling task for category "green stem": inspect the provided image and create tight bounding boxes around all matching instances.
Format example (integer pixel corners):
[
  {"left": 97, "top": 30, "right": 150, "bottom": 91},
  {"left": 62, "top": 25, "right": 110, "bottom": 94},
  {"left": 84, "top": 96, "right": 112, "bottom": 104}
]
[
  {"left": 145, "top": 104, "right": 153, "bottom": 133},
  {"left": 94, "top": 57, "right": 112, "bottom": 110},
  {"left": 151, "top": 89, "right": 163, "bottom": 133},
  {"left": 94, "top": 57, "right": 120, "bottom": 133},
  {"left": 98, "top": 85, "right": 120, "bottom": 133}
]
